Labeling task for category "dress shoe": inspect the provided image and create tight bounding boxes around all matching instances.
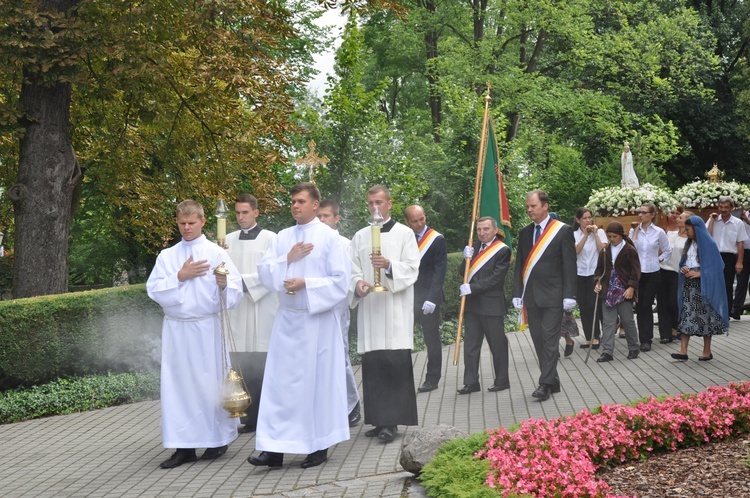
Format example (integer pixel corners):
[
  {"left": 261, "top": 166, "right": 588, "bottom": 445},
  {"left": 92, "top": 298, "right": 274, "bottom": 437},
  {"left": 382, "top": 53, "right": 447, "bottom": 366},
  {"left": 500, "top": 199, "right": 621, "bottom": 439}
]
[
  {"left": 596, "top": 353, "right": 614, "bottom": 363},
  {"left": 457, "top": 383, "right": 481, "bottom": 395},
  {"left": 627, "top": 350, "right": 639, "bottom": 360},
  {"left": 418, "top": 381, "right": 438, "bottom": 393},
  {"left": 659, "top": 337, "right": 673, "bottom": 344},
  {"left": 564, "top": 342, "right": 574, "bottom": 357},
  {"left": 378, "top": 426, "right": 397, "bottom": 442},
  {"left": 487, "top": 383, "right": 510, "bottom": 392},
  {"left": 640, "top": 342, "right": 651, "bottom": 352},
  {"left": 247, "top": 451, "right": 283, "bottom": 468},
  {"left": 160, "top": 449, "right": 197, "bottom": 469},
  {"left": 365, "top": 426, "right": 384, "bottom": 437},
  {"left": 591, "top": 340, "right": 600, "bottom": 350},
  {"left": 348, "top": 402, "right": 361, "bottom": 426},
  {"left": 238, "top": 424, "right": 256, "bottom": 434},
  {"left": 200, "top": 445, "right": 228, "bottom": 460},
  {"left": 300, "top": 449, "right": 328, "bottom": 468},
  {"left": 699, "top": 354, "right": 713, "bottom": 361},
  {"left": 531, "top": 384, "right": 551, "bottom": 401},
  {"left": 670, "top": 353, "right": 689, "bottom": 361},
  {"left": 731, "top": 313, "right": 741, "bottom": 320}
]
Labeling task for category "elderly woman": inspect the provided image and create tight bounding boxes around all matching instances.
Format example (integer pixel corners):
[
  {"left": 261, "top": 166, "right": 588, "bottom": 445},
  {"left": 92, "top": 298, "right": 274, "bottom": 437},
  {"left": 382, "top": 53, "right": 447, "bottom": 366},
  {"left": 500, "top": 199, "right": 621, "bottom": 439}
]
[
  {"left": 656, "top": 208, "right": 690, "bottom": 343},
  {"left": 594, "top": 222, "right": 641, "bottom": 362},
  {"left": 629, "top": 203, "right": 672, "bottom": 352},
  {"left": 671, "top": 216, "right": 729, "bottom": 361},
  {"left": 573, "top": 207, "right": 607, "bottom": 349}
]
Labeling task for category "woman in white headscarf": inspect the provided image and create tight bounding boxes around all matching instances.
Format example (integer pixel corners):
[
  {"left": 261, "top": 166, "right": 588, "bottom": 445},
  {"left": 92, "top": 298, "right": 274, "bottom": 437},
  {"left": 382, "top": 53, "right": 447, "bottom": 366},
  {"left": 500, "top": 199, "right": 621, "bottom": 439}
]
[{"left": 621, "top": 142, "right": 639, "bottom": 189}]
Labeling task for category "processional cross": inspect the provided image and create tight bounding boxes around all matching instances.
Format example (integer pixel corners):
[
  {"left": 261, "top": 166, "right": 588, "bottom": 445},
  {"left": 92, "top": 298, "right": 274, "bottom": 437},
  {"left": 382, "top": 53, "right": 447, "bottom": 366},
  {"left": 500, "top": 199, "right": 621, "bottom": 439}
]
[{"left": 295, "top": 140, "right": 330, "bottom": 184}]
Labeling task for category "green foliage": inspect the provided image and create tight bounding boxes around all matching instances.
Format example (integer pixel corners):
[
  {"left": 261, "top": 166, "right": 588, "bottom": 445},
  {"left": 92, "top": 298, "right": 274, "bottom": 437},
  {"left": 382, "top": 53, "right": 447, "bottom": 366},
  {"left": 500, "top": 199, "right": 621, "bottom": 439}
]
[
  {"left": 0, "top": 372, "right": 160, "bottom": 424},
  {"left": 418, "top": 432, "right": 499, "bottom": 498},
  {"left": 0, "top": 284, "right": 162, "bottom": 389}
]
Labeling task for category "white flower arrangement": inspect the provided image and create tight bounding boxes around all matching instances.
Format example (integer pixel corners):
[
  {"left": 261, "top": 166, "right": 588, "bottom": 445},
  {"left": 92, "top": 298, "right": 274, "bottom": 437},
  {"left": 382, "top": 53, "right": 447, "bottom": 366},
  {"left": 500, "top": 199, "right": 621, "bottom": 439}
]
[
  {"left": 674, "top": 181, "right": 750, "bottom": 209},
  {"left": 587, "top": 183, "right": 678, "bottom": 217}
]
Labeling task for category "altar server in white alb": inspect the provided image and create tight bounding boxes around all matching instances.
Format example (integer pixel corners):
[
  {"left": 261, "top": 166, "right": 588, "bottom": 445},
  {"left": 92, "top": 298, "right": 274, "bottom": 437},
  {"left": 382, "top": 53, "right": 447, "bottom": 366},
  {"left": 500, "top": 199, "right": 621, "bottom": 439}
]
[
  {"left": 349, "top": 185, "right": 420, "bottom": 443},
  {"left": 225, "top": 193, "right": 278, "bottom": 433},
  {"left": 247, "top": 182, "right": 350, "bottom": 470},
  {"left": 147, "top": 200, "right": 243, "bottom": 469}
]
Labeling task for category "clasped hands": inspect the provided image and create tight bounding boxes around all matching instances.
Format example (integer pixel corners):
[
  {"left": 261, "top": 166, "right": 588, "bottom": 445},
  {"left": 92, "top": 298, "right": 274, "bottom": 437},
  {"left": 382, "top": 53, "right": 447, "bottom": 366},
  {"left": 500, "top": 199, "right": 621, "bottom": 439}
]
[{"left": 680, "top": 266, "right": 700, "bottom": 279}]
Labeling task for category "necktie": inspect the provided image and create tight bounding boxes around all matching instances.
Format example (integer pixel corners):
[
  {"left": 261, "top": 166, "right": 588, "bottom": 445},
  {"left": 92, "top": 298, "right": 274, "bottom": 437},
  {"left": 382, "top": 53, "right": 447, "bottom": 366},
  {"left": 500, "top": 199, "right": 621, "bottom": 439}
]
[
  {"left": 415, "top": 233, "right": 420, "bottom": 242},
  {"left": 534, "top": 224, "right": 541, "bottom": 244},
  {"left": 480, "top": 243, "right": 487, "bottom": 251}
]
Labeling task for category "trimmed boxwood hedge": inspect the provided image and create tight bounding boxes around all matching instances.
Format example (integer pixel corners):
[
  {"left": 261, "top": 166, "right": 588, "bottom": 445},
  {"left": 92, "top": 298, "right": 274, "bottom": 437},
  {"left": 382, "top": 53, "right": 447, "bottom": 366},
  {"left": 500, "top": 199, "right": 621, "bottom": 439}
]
[{"left": 0, "top": 284, "right": 163, "bottom": 390}]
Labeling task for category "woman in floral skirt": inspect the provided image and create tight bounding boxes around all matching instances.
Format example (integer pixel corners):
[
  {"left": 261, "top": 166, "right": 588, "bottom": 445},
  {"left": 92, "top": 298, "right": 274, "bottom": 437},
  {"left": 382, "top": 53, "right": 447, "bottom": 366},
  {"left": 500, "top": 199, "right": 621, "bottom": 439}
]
[{"left": 671, "top": 215, "right": 729, "bottom": 361}]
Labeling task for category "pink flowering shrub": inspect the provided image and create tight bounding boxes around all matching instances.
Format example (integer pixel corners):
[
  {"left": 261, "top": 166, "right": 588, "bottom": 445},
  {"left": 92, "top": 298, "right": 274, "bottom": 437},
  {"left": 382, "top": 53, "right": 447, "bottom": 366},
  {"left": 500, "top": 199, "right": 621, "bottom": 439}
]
[{"left": 478, "top": 382, "right": 750, "bottom": 497}]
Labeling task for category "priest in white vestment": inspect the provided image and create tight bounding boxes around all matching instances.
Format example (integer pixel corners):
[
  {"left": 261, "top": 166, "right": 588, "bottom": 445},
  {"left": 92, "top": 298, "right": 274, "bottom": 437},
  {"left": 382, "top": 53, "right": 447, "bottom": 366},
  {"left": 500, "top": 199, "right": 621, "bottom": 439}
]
[
  {"left": 349, "top": 185, "right": 420, "bottom": 443},
  {"left": 147, "top": 200, "right": 243, "bottom": 469},
  {"left": 247, "top": 183, "right": 350, "bottom": 470},
  {"left": 225, "top": 193, "right": 278, "bottom": 433}
]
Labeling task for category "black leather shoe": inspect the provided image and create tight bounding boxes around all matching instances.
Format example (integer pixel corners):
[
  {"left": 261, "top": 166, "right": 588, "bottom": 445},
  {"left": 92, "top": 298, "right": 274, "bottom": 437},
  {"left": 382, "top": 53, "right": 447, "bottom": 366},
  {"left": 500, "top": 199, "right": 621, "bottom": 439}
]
[
  {"left": 699, "top": 354, "right": 713, "bottom": 361},
  {"left": 564, "top": 342, "right": 574, "bottom": 357},
  {"left": 247, "top": 451, "right": 283, "bottom": 468},
  {"left": 160, "top": 449, "right": 197, "bottom": 469},
  {"left": 671, "top": 353, "right": 688, "bottom": 361},
  {"left": 418, "top": 381, "right": 438, "bottom": 393},
  {"left": 457, "top": 383, "right": 480, "bottom": 395},
  {"left": 348, "top": 402, "right": 361, "bottom": 426},
  {"left": 596, "top": 353, "right": 614, "bottom": 363},
  {"left": 300, "top": 449, "right": 328, "bottom": 468},
  {"left": 238, "top": 424, "right": 256, "bottom": 434},
  {"left": 591, "top": 340, "right": 600, "bottom": 350},
  {"left": 531, "top": 384, "right": 551, "bottom": 401},
  {"left": 659, "top": 337, "right": 673, "bottom": 344},
  {"left": 627, "top": 350, "right": 639, "bottom": 360},
  {"left": 731, "top": 313, "right": 741, "bottom": 320},
  {"left": 200, "top": 445, "right": 228, "bottom": 460},
  {"left": 579, "top": 342, "right": 591, "bottom": 349},
  {"left": 487, "top": 383, "right": 510, "bottom": 392},
  {"left": 640, "top": 342, "right": 651, "bottom": 352},
  {"left": 378, "top": 426, "right": 397, "bottom": 442},
  {"left": 365, "top": 426, "right": 383, "bottom": 437}
]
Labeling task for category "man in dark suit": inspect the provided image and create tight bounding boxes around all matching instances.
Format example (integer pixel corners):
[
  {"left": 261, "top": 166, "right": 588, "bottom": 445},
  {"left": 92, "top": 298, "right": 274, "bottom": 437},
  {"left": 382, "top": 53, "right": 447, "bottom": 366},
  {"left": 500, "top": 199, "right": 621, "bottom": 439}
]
[
  {"left": 512, "top": 190, "right": 576, "bottom": 401},
  {"left": 405, "top": 205, "right": 448, "bottom": 392},
  {"left": 457, "top": 216, "right": 511, "bottom": 394}
]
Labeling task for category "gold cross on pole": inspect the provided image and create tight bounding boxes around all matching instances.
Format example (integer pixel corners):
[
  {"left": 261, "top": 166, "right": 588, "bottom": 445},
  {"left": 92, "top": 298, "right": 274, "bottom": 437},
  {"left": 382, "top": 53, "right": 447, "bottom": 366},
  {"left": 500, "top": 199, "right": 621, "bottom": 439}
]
[{"left": 295, "top": 140, "right": 330, "bottom": 184}]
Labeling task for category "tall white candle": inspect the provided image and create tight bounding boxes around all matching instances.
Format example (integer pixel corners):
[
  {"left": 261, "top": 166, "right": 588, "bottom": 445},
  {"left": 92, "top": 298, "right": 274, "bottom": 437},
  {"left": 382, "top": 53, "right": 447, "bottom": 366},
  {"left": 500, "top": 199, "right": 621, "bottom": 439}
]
[
  {"left": 217, "top": 217, "right": 227, "bottom": 242},
  {"left": 371, "top": 224, "right": 381, "bottom": 251}
]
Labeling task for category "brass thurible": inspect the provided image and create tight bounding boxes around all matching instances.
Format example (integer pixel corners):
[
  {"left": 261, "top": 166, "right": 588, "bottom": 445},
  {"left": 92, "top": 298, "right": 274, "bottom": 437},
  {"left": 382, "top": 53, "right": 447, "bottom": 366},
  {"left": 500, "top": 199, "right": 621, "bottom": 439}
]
[{"left": 214, "top": 261, "right": 252, "bottom": 418}]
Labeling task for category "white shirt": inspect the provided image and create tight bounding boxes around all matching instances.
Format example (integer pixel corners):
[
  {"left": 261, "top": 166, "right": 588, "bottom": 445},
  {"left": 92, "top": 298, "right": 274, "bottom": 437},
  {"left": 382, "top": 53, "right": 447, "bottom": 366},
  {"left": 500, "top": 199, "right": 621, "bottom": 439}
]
[
  {"left": 574, "top": 228, "right": 607, "bottom": 276},
  {"left": 660, "top": 231, "right": 687, "bottom": 273},
  {"left": 611, "top": 239, "right": 625, "bottom": 265},
  {"left": 629, "top": 223, "right": 671, "bottom": 273},
  {"left": 707, "top": 215, "right": 748, "bottom": 254},
  {"left": 685, "top": 242, "right": 699, "bottom": 268}
]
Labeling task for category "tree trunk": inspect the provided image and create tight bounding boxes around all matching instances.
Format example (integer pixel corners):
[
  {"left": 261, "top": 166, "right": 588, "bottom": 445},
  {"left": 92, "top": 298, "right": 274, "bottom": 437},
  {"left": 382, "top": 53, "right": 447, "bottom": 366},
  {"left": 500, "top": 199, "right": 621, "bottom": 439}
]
[{"left": 10, "top": 72, "right": 80, "bottom": 298}]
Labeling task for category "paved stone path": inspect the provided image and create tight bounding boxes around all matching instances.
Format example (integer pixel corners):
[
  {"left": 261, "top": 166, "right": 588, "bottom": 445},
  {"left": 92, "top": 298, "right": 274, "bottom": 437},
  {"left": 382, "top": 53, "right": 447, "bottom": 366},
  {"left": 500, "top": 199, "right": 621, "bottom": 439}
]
[{"left": 2, "top": 318, "right": 749, "bottom": 497}]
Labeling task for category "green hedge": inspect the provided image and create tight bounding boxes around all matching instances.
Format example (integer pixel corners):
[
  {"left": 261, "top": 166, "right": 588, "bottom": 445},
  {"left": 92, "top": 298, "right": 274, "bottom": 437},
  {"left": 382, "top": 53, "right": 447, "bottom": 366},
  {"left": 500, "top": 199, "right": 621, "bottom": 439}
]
[
  {"left": 0, "top": 372, "right": 160, "bottom": 423},
  {"left": 0, "top": 284, "right": 163, "bottom": 390}
]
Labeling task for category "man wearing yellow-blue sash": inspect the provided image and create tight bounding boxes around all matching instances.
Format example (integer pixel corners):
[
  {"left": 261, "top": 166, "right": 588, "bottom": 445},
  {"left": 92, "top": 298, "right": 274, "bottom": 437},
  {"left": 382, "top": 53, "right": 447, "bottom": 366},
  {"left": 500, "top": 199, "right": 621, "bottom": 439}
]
[
  {"left": 458, "top": 217, "right": 511, "bottom": 394},
  {"left": 512, "top": 190, "right": 577, "bottom": 402}
]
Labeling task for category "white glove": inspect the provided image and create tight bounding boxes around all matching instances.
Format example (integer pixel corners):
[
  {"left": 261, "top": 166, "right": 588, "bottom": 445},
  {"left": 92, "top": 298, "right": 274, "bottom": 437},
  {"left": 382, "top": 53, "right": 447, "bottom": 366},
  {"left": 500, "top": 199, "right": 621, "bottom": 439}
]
[
  {"left": 563, "top": 298, "right": 576, "bottom": 311},
  {"left": 422, "top": 301, "right": 436, "bottom": 315},
  {"left": 459, "top": 284, "right": 472, "bottom": 296},
  {"left": 462, "top": 246, "right": 474, "bottom": 259},
  {"left": 512, "top": 297, "right": 523, "bottom": 309}
]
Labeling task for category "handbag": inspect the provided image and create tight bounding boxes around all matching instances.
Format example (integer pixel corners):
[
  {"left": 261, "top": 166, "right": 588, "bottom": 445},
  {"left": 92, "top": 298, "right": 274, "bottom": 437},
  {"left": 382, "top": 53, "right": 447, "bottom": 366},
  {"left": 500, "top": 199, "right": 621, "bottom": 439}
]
[{"left": 560, "top": 309, "right": 579, "bottom": 338}]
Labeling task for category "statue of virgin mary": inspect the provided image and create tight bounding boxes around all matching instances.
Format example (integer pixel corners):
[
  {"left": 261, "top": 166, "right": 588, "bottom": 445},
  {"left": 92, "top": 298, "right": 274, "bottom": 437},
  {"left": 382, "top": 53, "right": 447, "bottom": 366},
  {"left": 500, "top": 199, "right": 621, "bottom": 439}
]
[{"left": 621, "top": 142, "right": 639, "bottom": 189}]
